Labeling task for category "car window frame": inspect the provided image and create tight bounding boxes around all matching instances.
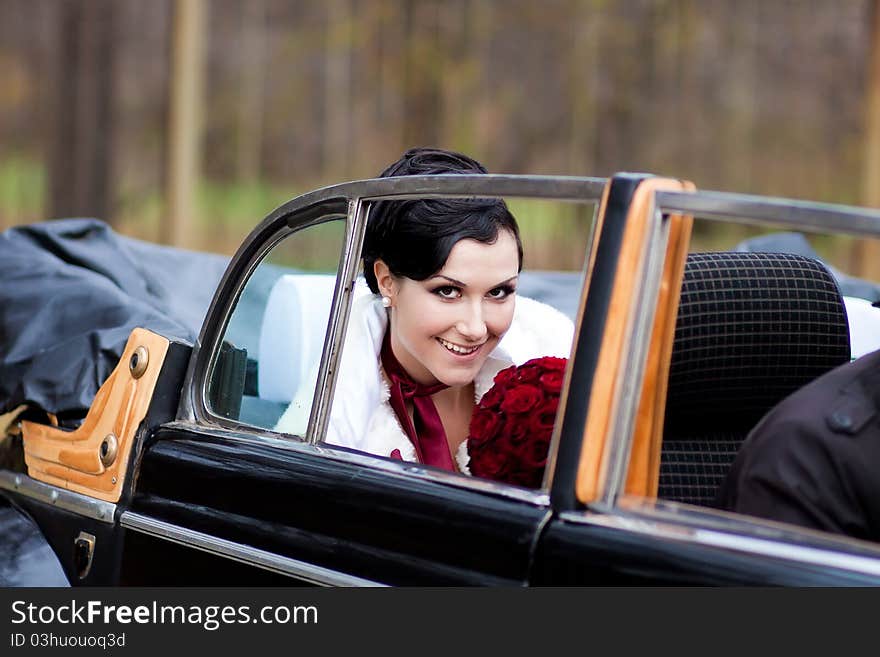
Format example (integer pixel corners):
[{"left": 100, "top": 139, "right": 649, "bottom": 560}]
[
  {"left": 582, "top": 179, "right": 880, "bottom": 576},
  {"left": 178, "top": 174, "right": 607, "bottom": 503}
]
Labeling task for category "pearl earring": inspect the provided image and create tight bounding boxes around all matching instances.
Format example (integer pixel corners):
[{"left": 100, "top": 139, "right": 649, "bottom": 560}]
[{"left": 381, "top": 296, "right": 391, "bottom": 308}]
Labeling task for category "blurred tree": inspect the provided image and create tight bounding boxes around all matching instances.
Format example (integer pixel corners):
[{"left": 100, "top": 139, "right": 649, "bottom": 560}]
[
  {"left": 567, "top": 0, "right": 600, "bottom": 175},
  {"left": 402, "top": 0, "right": 442, "bottom": 147},
  {"left": 236, "top": 0, "right": 267, "bottom": 183},
  {"left": 163, "top": 0, "right": 206, "bottom": 247},
  {"left": 0, "top": 0, "right": 876, "bottom": 265},
  {"left": 48, "top": 0, "right": 116, "bottom": 223},
  {"left": 856, "top": 0, "right": 880, "bottom": 280},
  {"left": 323, "top": 0, "right": 354, "bottom": 179}
]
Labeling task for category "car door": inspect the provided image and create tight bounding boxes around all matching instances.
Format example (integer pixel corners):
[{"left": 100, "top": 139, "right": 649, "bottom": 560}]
[
  {"left": 119, "top": 175, "right": 605, "bottom": 585},
  {"left": 532, "top": 174, "right": 880, "bottom": 585}
]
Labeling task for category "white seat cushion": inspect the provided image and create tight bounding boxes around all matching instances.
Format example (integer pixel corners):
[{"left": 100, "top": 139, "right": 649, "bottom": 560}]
[
  {"left": 258, "top": 274, "right": 371, "bottom": 403},
  {"left": 843, "top": 295, "right": 880, "bottom": 360},
  {"left": 258, "top": 274, "right": 337, "bottom": 403}
]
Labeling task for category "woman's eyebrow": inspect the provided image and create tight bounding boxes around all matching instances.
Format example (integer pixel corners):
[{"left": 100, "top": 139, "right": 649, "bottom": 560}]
[
  {"left": 430, "top": 274, "right": 468, "bottom": 286},
  {"left": 430, "top": 274, "right": 518, "bottom": 287}
]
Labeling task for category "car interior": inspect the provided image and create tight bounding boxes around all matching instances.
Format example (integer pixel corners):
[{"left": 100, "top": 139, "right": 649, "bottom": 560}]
[{"left": 658, "top": 250, "right": 852, "bottom": 507}]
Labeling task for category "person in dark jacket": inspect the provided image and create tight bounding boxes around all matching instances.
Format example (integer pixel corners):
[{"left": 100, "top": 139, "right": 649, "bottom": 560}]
[{"left": 717, "top": 348, "right": 880, "bottom": 543}]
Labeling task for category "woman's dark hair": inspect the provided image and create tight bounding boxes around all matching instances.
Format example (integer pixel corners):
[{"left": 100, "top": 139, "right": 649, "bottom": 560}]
[{"left": 362, "top": 147, "right": 523, "bottom": 293}]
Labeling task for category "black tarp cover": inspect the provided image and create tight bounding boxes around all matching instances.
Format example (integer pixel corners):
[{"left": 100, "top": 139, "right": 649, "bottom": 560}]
[{"left": 0, "top": 218, "right": 229, "bottom": 420}]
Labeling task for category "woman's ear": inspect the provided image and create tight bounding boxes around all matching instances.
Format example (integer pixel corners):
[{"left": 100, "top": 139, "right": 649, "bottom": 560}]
[{"left": 373, "top": 260, "right": 395, "bottom": 299}]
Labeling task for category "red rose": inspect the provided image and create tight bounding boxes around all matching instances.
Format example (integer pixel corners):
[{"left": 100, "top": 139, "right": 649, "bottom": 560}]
[
  {"left": 516, "top": 434, "right": 550, "bottom": 470},
  {"left": 525, "top": 356, "right": 566, "bottom": 371},
  {"left": 469, "top": 407, "right": 503, "bottom": 443},
  {"left": 464, "top": 356, "right": 568, "bottom": 489},
  {"left": 504, "top": 415, "right": 530, "bottom": 444},
  {"left": 528, "top": 408, "right": 557, "bottom": 435},
  {"left": 539, "top": 370, "right": 564, "bottom": 394},
  {"left": 478, "top": 384, "right": 504, "bottom": 411},
  {"left": 500, "top": 384, "right": 543, "bottom": 413},
  {"left": 493, "top": 366, "right": 517, "bottom": 388},
  {"left": 544, "top": 395, "right": 560, "bottom": 415},
  {"left": 515, "top": 364, "right": 542, "bottom": 384},
  {"left": 468, "top": 437, "right": 510, "bottom": 479}
]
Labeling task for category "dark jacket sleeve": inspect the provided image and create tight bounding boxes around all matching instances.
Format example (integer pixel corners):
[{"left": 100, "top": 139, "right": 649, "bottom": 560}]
[{"left": 717, "top": 350, "right": 880, "bottom": 542}]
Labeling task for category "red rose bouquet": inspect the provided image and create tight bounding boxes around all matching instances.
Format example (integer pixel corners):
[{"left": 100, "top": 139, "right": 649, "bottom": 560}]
[{"left": 456, "top": 356, "right": 567, "bottom": 488}]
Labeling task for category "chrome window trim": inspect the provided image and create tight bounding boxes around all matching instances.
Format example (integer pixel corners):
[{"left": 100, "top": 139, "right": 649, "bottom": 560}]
[
  {"left": 560, "top": 506, "right": 880, "bottom": 578},
  {"left": 306, "top": 198, "right": 369, "bottom": 444},
  {"left": 159, "top": 420, "right": 551, "bottom": 507},
  {"left": 656, "top": 189, "right": 880, "bottom": 238},
  {"left": 0, "top": 470, "right": 117, "bottom": 524},
  {"left": 120, "top": 511, "right": 386, "bottom": 586},
  {"left": 617, "top": 495, "right": 880, "bottom": 557},
  {"left": 176, "top": 173, "right": 602, "bottom": 507},
  {"left": 187, "top": 201, "right": 349, "bottom": 427},
  {"left": 275, "top": 175, "right": 607, "bottom": 211}
]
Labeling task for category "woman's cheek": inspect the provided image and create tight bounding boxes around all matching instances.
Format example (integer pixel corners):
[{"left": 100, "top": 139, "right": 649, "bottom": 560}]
[{"left": 488, "top": 300, "right": 516, "bottom": 336}]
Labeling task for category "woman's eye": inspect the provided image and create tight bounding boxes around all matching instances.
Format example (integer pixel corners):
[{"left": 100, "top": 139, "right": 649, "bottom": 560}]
[
  {"left": 487, "top": 286, "right": 514, "bottom": 300},
  {"left": 434, "top": 286, "right": 461, "bottom": 299}
]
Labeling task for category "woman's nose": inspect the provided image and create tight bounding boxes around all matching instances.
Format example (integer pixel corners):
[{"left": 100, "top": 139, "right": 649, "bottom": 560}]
[{"left": 456, "top": 302, "right": 488, "bottom": 341}]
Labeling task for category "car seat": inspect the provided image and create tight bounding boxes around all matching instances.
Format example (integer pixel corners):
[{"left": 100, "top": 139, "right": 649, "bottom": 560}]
[{"left": 659, "top": 251, "right": 852, "bottom": 507}]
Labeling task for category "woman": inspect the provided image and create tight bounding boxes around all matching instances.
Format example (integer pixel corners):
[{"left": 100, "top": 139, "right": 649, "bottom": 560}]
[{"left": 276, "top": 147, "right": 573, "bottom": 471}]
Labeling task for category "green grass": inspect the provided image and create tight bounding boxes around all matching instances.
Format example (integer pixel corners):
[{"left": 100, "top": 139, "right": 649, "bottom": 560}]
[
  {"left": 194, "top": 179, "right": 301, "bottom": 253},
  {"left": 0, "top": 156, "right": 45, "bottom": 226},
  {"left": 114, "top": 178, "right": 302, "bottom": 254},
  {"left": 506, "top": 198, "right": 596, "bottom": 271}
]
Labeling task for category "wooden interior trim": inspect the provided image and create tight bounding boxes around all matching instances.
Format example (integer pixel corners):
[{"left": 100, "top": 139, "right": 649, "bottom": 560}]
[
  {"left": 624, "top": 181, "right": 695, "bottom": 498},
  {"left": 575, "top": 178, "right": 693, "bottom": 504},
  {"left": 0, "top": 404, "right": 26, "bottom": 438},
  {"left": 21, "top": 328, "right": 170, "bottom": 503}
]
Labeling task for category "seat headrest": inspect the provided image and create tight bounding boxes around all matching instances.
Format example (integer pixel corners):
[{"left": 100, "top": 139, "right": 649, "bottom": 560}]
[
  {"left": 664, "top": 252, "right": 851, "bottom": 433},
  {"left": 843, "top": 295, "right": 880, "bottom": 360},
  {"left": 257, "top": 274, "right": 338, "bottom": 403},
  {"left": 258, "top": 274, "right": 373, "bottom": 403}
]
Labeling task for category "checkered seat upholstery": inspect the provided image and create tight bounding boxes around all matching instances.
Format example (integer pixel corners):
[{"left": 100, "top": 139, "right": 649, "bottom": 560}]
[{"left": 659, "top": 251, "right": 851, "bottom": 507}]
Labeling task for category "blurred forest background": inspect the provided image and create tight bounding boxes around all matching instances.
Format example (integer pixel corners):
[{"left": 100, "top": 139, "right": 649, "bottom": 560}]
[{"left": 2, "top": 0, "right": 880, "bottom": 275}]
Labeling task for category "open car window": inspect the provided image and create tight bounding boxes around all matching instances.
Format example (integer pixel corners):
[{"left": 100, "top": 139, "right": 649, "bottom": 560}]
[
  {"left": 196, "top": 178, "right": 606, "bottom": 497},
  {"left": 205, "top": 217, "right": 347, "bottom": 435},
  {"left": 315, "top": 195, "right": 597, "bottom": 492}
]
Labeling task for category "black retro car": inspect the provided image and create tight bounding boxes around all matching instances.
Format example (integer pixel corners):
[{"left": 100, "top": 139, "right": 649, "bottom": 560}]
[{"left": 4, "top": 172, "right": 880, "bottom": 586}]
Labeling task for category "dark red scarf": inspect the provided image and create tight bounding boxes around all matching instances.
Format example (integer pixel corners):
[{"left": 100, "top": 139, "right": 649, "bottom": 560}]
[{"left": 380, "top": 332, "right": 455, "bottom": 471}]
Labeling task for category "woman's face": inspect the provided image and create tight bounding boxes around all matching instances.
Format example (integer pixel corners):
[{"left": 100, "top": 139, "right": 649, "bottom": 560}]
[{"left": 379, "top": 230, "right": 520, "bottom": 387}]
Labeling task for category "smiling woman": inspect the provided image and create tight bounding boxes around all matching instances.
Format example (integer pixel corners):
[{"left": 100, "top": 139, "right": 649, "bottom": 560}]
[{"left": 274, "top": 148, "right": 574, "bottom": 471}]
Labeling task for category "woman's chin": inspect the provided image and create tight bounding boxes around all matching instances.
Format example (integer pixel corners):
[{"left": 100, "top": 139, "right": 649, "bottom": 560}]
[
  {"left": 433, "top": 361, "right": 487, "bottom": 388},
  {"left": 439, "top": 374, "right": 474, "bottom": 388}
]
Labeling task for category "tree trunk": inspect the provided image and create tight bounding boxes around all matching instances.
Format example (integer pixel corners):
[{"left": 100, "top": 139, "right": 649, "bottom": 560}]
[
  {"left": 323, "top": 0, "right": 353, "bottom": 179},
  {"left": 568, "top": 0, "right": 600, "bottom": 176},
  {"left": 855, "top": 0, "right": 880, "bottom": 281},
  {"left": 163, "top": 0, "right": 206, "bottom": 247},
  {"left": 236, "top": 0, "right": 266, "bottom": 184},
  {"left": 48, "top": 0, "right": 116, "bottom": 224}
]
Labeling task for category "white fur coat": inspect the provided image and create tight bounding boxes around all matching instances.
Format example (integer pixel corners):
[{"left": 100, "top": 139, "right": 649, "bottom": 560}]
[{"left": 275, "top": 293, "right": 574, "bottom": 464}]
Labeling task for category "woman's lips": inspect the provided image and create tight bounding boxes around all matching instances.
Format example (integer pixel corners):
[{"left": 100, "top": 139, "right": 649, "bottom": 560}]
[{"left": 436, "top": 337, "right": 485, "bottom": 357}]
